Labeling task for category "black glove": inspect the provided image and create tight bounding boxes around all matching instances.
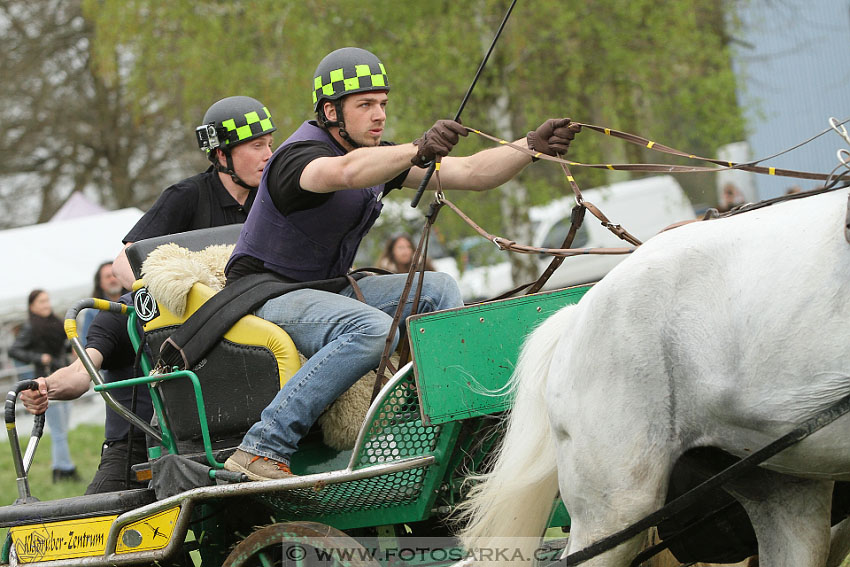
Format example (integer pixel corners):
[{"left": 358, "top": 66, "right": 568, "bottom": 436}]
[
  {"left": 411, "top": 119, "right": 468, "bottom": 168},
  {"left": 527, "top": 118, "right": 582, "bottom": 157}
]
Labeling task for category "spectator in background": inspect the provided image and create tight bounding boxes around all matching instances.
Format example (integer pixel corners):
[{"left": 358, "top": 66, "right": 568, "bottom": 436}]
[
  {"left": 10, "top": 290, "right": 78, "bottom": 483},
  {"left": 376, "top": 234, "right": 435, "bottom": 273},
  {"left": 718, "top": 182, "right": 746, "bottom": 213},
  {"left": 78, "top": 261, "right": 126, "bottom": 346},
  {"left": 21, "top": 290, "right": 151, "bottom": 494}
]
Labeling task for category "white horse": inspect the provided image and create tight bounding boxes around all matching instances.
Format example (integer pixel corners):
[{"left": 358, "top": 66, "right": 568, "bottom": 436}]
[{"left": 459, "top": 187, "right": 850, "bottom": 566}]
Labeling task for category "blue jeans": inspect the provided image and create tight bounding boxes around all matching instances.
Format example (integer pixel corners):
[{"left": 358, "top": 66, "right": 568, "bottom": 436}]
[
  {"left": 46, "top": 401, "right": 75, "bottom": 471},
  {"left": 239, "top": 272, "right": 462, "bottom": 463}
]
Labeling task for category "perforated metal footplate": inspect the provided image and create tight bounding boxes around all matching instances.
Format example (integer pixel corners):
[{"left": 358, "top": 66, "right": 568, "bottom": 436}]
[{"left": 251, "top": 371, "right": 458, "bottom": 529}]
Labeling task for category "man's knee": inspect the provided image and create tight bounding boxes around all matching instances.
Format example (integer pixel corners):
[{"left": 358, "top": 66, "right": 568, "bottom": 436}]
[
  {"left": 362, "top": 311, "right": 396, "bottom": 342},
  {"left": 348, "top": 310, "right": 398, "bottom": 361},
  {"left": 421, "top": 271, "right": 463, "bottom": 310}
]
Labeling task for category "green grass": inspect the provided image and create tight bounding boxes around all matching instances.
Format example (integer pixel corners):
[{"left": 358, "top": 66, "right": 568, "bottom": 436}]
[{"left": 0, "top": 424, "right": 106, "bottom": 544}]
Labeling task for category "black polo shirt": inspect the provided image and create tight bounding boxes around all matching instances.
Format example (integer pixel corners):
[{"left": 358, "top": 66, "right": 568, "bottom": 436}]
[
  {"left": 265, "top": 140, "right": 408, "bottom": 215},
  {"left": 123, "top": 167, "right": 255, "bottom": 243}
]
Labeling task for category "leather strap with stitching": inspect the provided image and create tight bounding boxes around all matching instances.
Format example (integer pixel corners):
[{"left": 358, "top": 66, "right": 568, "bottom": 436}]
[{"left": 371, "top": 202, "right": 442, "bottom": 402}]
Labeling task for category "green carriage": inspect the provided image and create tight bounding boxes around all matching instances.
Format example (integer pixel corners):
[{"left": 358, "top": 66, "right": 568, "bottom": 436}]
[{"left": 0, "top": 227, "right": 589, "bottom": 566}]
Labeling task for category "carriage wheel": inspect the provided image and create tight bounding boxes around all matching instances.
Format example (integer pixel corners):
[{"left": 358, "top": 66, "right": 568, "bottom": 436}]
[{"left": 222, "top": 521, "right": 380, "bottom": 567}]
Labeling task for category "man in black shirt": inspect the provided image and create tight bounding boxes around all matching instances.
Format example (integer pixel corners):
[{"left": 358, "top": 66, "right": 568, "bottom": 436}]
[
  {"left": 24, "top": 97, "right": 278, "bottom": 490},
  {"left": 24, "top": 97, "right": 281, "bottom": 490},
  {"left": 21, "top": 293, "right": 153, "bottom": 494},
  {"left": 223, "top": 47, "right": 581, "bottom": 481},
  {"left": 113, "top": 96, "right": 277, "bottom": 288}
]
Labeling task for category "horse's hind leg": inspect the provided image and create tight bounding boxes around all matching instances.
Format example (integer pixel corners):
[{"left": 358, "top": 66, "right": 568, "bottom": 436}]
[
  {"left": 556, "top": 433, "right": 673, "bottom": 566},
  {"left": 828, "top": 514, "right": 850, "bottom": 567},
  {"left": 726, "top": 470, "right": 832, "bottom": 567}
]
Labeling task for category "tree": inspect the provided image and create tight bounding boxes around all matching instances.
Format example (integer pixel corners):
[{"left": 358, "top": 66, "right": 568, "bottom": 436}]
[
  {"left": 29, "top": 1, "right": 746, "bottom": 289},
  {"left": 348, "top": 0, "right": 746, "bottom": 283},
  {"left": 0, "top": 0, "right": 196, "bottom": 227}
]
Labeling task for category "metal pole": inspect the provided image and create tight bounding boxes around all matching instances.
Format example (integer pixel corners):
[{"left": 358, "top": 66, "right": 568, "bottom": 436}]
[{"left": 410, "top": 0, "right": 518, "bottom": 208}]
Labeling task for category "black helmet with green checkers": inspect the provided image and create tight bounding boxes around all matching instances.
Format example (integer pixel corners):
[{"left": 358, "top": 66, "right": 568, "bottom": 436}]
[
  {"left": 311, "top": 48, "right": 389, "bottom": 148},
  {"left": 312, "top": 47, "right": 389, "bottom": 112},
  {"left": 196, "top": 96, "right": 276, "bottom": 189}
]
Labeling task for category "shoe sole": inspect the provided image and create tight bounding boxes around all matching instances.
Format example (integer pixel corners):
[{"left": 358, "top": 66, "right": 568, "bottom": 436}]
[{"left": 224, "top": 457, "right": 293, "bottom": 482}]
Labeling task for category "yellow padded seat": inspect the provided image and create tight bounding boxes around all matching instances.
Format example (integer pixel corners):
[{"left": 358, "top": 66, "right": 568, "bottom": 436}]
[{"left": 143, "top": 282, "right": 301, "bottom": 385}]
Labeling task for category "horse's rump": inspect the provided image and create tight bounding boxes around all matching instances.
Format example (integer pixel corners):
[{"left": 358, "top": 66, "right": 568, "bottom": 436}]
[
  {"left": 460, "top": 188, "right": 850, "bottom": 566},
  {"left": 572, "top": 188, "right": 850, "bottom": 476}
]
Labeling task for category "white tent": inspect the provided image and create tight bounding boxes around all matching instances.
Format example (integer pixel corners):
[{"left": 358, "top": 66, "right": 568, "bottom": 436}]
[
  {"left": 0, "top": 208, "right": 143, "bottom": 322},
  {"left": 49, "top": 192, "right": 108, "bottom": 222}
]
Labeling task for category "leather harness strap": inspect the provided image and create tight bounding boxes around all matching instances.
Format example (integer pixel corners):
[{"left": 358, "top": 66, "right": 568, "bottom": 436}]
[
  {"left": 486, "top": 203, "right": 589, "bottom": 301},
  {"left": 469, "top": 124, "right": 836, "bottom": 181},
  {"left": 371, "top": 202, "right": 442, "bottom": 402},
  {"left": 525, "top": 203, "right": 587, "bottom": 295},
  {"left": 432, "top": 121, "right": 850, "bottom": 300},
  {"left": 438, "top": 197, "right": 636, "bottom": 259}
]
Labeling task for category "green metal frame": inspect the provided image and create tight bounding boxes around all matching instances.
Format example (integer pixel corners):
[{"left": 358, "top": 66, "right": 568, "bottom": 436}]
[
  {"left": 408, "top": 285, "right": 592, "bottom": 425},
  {"left": 124, "top": 309, "right": 224, "bottom": 467},
  {"left": 246, "top": 367, "right": 464, "bottom": 531},
  {"left": 177, "top": 289, "right": 593, "bottom": 533},
  {"left": 125, "top": 309, "right": 176, "bottom": 459},
  {"left": 94, "top": 370, "right": 223, "bottom": 469}
]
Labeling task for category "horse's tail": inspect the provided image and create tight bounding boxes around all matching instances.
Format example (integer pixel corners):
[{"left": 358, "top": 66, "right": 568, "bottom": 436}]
[{"left": 457, "top": 304, "right": 576, "bottom": 560}]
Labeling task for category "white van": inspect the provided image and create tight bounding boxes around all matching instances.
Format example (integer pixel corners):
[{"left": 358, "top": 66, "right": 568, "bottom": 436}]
[{"left": 456, "top": 175, "right": 696, "bottom": 300}]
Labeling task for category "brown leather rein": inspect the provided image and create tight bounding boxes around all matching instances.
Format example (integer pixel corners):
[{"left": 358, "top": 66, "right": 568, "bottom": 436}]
[
  {"left": 433, "top": 121, "right": 849, "bottom": 275},
  {"left": 369, "top": 121, "right": 850, "bottom": 394}
]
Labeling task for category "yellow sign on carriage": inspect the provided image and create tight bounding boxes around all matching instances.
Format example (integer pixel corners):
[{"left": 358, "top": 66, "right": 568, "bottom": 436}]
[
  {"left": 9, "top": 506, "right": 180, "bottom": 563},
  {"left": 10, "top": 515, "right": 118, "bottom": 563},
  {"left": 115, "top": 506, "right": 180, "bottom": 554}
]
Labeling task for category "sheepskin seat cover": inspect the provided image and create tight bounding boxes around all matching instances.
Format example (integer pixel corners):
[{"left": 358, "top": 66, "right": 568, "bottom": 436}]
[{"left": 141, "top": 243, "right": 390, "bottom": 450}]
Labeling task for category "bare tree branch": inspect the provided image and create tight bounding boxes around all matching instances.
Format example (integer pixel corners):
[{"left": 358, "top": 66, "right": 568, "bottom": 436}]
[{"left": 0, "top": 0, "right": 193, "bottom": 228}]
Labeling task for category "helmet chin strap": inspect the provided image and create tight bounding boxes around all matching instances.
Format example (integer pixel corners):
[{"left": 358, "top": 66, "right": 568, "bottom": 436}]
[
  {"left": 214, "top": 149, "right": 257, "bottom": 190},
  {"left": 337, "top": 124, "right": 362, "bottom": 150},
  {"left": 321, "top": 101, "right": 362, "bottom": 150}
]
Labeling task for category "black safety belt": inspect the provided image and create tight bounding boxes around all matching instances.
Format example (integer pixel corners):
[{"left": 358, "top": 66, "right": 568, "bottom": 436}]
[{"left": 157, "top": 272, "right": 358, "bottom": 371}]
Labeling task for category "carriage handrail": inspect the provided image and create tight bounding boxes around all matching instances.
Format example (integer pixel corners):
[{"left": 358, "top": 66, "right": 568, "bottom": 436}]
[
  {"left": 5, "top": 380, "right": 45, "bottom": 503},
  {"left": 347, "top": 361, "right": 415, "bottom": 469},
  {"left": 93, "top": 368, "right": 222, "bottom": 468},
  {"left": 63, "top": 299, "right": 162, "bottom": 442},
  {"left": 97, "top": 361, "right": 435, "bottom": 563},
  {"left": 101, "top": 454, "right": 435, "bottom": 562}
]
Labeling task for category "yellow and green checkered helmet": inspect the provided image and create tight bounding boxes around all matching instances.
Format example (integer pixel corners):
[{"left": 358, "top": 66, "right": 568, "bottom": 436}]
[
  {"left": 312, "top": 47, "right": 390, "bottom": 112},
  {"left": 199, "top": 96, "right": 276, "bottom": 153}
]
